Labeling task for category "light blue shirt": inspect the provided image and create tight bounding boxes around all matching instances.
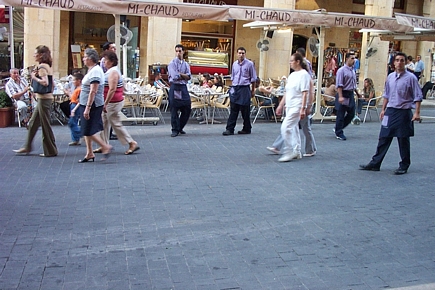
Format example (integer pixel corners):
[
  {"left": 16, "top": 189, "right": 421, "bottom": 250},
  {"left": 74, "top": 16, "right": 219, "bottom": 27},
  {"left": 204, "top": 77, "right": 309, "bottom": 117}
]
[
  {"left": 168, "top": 57, "right": 191, "bottom": 85},
  {"left": 414, "top": 60, "right": 424, "bottom": 73},
  {"left": 336, "top": 64, "right": 356, "bottom": 91},
  {"left": 231, "top": 58, "right": 257, "bottom": 86},
  {"left": 384, "top": 70, "right": 422, "bottom": 109}
]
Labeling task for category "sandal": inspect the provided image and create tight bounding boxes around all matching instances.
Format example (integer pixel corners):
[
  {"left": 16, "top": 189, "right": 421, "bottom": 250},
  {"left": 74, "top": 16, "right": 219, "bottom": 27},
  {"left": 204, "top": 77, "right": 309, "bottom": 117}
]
[
  {"left": 125, "top": 145, "right": 140, "bottom": 155},
  {"left": 93, "top": 148, "right": 103, "bottom": 153}
]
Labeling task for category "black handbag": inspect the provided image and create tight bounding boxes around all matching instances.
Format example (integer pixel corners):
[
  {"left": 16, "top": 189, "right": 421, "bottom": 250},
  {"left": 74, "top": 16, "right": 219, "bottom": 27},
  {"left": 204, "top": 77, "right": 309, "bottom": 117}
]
[{"left": 32, "top": 75, "right": 53, "bottom": 94}]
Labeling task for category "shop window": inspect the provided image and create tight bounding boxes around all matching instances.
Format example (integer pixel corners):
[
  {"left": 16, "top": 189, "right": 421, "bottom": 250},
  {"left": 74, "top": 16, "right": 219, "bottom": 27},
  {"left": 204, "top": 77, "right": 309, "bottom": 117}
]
[{"left": 181, "top": 34, "right": 232, "bottom": 75}]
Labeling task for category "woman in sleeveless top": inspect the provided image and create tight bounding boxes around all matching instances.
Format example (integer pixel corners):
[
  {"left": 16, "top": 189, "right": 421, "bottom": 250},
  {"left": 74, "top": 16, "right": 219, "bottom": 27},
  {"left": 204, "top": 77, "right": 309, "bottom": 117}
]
[
  {"left": 13, "top": 45, "right": 58, "bottom": 157},
  {"left": 93, "top": 51, "right": 139, "bottom": 155}
]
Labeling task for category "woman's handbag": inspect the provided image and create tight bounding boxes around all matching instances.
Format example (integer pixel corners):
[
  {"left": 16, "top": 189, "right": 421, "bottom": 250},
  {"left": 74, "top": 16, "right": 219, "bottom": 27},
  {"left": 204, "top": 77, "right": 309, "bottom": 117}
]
[{"left": 32, "top": 77, "right": 52, "bottom": 94}]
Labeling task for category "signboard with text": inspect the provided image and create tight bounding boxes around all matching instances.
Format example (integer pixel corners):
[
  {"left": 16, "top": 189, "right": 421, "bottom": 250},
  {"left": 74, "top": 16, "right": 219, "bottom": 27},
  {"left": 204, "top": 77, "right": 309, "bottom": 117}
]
[{"left": 0, "top": 0, "right": 414, "bottom": 33}]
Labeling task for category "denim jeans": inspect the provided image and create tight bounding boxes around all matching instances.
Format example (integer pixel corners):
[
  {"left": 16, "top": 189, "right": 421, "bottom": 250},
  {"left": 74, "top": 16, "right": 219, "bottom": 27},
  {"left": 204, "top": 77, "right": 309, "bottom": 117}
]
[{"left": 68, "top": 103, "right": 81, "bottom": 142}]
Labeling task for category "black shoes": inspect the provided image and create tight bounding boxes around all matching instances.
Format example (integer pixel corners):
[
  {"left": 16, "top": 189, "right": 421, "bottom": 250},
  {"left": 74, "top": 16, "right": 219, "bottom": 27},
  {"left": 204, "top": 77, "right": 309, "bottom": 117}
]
[
  {"left": 359, "top": 164, "right": 380, "bottom": 171},
  {"left": 179, "top": 130, "right": 186, "bottom": 135},
  {"left": 110, "top": 134, "right": 118, "bottom": 140},
  {"left": 171, "top": 132, "right": 179, "bottom": 137},
  {"left": 360, "top": 164, "right": 408, "bottom": 175},
  {"left": 78, "top": 157, "right": 95, "bottom": 163},
  {"left": 237, "top": 130, "right": 251, "bottom": 135},
  {"left": 394, "top": 168, "right": 408, "bottom": 175},
  {"left": 222, "top": 130, "right": 250, "bottom": 135}
]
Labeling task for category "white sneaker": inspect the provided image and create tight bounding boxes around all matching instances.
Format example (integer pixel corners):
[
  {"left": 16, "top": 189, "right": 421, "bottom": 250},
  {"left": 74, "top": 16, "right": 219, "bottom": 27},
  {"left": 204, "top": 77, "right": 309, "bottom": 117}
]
[
  {"left": 303, "top": 151, "right": 316, "bottom": 157},
  {"left": 278, "top": 152, "right": 302, "bottom": 162},
  {"left": 266, "top": 146, "right": 280, "bottom": 154}
]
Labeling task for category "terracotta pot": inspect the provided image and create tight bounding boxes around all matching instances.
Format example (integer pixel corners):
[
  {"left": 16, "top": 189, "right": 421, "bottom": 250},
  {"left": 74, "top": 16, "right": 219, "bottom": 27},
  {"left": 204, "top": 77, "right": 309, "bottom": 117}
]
[{"left": 0, "top": 107, "right": 14, "bottom": 128}]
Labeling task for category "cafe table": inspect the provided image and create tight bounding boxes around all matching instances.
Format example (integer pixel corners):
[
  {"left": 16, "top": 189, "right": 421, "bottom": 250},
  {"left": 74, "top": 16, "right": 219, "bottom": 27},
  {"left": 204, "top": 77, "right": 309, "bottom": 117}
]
[
  {"left": 190, "top": 88, "right": 225, "bottom": 124},
  {"left": 122, "top": 91, "right": 160, "bottom": 125}
]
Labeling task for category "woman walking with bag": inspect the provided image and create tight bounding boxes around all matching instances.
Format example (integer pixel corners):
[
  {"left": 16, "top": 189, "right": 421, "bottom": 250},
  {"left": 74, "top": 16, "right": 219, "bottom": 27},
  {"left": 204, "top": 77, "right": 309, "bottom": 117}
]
[{"left": 13, "top": 45, "right": 58, "bottom": 157}]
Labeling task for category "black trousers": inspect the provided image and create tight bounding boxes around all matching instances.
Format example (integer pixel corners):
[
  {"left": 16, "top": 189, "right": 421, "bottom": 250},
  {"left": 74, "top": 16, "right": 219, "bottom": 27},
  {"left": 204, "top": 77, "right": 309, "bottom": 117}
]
[
  {"left": 170, "top": 99, "right": 191, "bottom": 134},
  {"left": 370, "top": 137, "right": 411, "bottom": 170},
  {"left": 226, "top": 102, "right": 251, "bottom": 133},
  {"left": 335, "top": 104, "right": 355, "bottom": 136}
]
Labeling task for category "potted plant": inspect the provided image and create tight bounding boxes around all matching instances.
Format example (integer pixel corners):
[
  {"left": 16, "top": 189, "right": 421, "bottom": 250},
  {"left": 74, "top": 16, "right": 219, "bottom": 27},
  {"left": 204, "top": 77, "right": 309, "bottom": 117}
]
[{"left": 0, "top": 90, "right": 15, "bottom": 128}]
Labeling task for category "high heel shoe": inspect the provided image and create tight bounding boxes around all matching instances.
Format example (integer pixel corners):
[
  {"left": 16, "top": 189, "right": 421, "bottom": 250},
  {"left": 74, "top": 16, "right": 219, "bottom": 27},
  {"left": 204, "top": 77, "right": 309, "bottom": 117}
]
[
  {"left": 13, "top": 148, "right": 29, "bottom": 154},
  {"left": 78, "top": 157, "right": 95, "bottom": 163}
]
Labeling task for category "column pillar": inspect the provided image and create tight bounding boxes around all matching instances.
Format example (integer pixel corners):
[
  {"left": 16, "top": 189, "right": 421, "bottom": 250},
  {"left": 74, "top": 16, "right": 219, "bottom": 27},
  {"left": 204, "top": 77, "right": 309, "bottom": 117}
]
[
  {"left": 360, "top": 0, "right": 393, "bottom": 93},
  {"left": 23, "top": 8, "right": 64, "bottom": 78},
  {"left": 144, "top": 13, "right": 180, "bottom": 82},
  {"left": 259, "top": 0, "right": 295, "bottom": 80}
]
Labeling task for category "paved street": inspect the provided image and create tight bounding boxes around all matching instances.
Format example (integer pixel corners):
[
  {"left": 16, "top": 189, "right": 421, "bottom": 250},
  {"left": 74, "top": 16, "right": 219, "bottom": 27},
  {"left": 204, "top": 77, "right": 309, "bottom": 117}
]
[{"left": 1, "top": 108, "right": 435, "bottom": 290}]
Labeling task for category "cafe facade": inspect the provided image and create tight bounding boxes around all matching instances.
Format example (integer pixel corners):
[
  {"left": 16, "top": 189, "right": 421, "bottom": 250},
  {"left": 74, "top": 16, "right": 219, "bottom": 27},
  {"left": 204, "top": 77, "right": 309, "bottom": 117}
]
[{"left": 10, "top": 0, "right": 435, "bottom": 92}]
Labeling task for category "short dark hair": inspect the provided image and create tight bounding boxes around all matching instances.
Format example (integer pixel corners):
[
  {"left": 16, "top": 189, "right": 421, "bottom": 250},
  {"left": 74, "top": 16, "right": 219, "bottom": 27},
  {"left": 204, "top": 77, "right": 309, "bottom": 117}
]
[
  {"left": 296, "top": 47, "right": 306, "bottom": 57},
  {"left": 175, "top": 44, "right": 184, "bottom": 51},
  {"left": 237, "top": 47, "right": 246, "bottom": 53},
  {"left": 101, "top": 51, "right": 118, "bottom": 66},
  {"left": 103, "top": 42, "right": 114, "bottom": 51},
  {"left": 345, "top": 52, "right": 355, "bottom": 60},
  {"left": 395, "top": 52, "right": 407, "bottom": 61},
  {"left": 73, "top": 73, "right": 84, "bottom": 81}
]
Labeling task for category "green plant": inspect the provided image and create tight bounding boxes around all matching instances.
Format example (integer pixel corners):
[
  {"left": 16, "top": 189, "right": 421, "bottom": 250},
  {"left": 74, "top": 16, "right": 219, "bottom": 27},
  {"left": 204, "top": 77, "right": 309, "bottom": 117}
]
[{"left": 0, "top": 90, "right": 13, "bottom": 108}]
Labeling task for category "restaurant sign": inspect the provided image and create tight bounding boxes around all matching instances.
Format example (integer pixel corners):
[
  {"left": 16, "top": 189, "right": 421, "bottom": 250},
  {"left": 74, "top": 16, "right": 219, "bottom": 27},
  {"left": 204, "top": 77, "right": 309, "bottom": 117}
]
[
  {"left": 0, "top": 0, "right": 413, "bottom": 32},
  {"left": 395, "top": 13, "right": 435, "bottom": 30}
]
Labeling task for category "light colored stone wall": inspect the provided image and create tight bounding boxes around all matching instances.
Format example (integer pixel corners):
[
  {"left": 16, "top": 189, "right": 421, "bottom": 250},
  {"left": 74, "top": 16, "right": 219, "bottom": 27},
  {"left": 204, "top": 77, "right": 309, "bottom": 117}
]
[
  {"left": 24, "top": 8, "right": 63, "bottom": 78},
  {"left": 233, "top": 0, "right": 263, "bottom": 77},
  {"left": 254, "top": 0, "right": 294, "bottom": 79},
  {"left": 145, "top": 17, "right": 181, "bottom": 78},
  {"left": 358, "top": 0, "right": 394, "bottom": 94}
]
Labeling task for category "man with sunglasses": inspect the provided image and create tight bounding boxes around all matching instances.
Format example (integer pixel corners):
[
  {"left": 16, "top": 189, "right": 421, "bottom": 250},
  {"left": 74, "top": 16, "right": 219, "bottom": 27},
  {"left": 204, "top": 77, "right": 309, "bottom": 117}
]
[{"left": 360, "top": 52, "right": 422, "bottom": 175}]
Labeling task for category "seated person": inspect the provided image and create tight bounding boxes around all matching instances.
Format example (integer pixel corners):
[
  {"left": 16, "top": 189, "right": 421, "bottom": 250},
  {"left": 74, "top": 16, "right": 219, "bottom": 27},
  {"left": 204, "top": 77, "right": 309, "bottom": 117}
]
[
  {"left": 254, "top": 78, "right": 279, "bottom": 119},
  {"left": 154, "top": 73, "right": 168, "bottom": 89},
  {"left": 323, "top": 76, "right": 337, "bottom": 106},
  {"left": 201, "top": 73, "right": 211, "bottom": 88},
  {"left": 357, "top": 77, "right": 376, "bottom": 117},
  {"left": 213, "top": 75, "right": 224, "bottom": 90},
  {"left": 5, "top": 68, "right": 31, "bottom": 126}
]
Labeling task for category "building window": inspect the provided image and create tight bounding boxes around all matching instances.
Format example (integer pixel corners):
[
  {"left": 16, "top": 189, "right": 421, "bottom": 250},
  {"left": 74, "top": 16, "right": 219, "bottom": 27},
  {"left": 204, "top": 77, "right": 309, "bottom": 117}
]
[
  {"left": 353, "top": 0, "right": 365, "bottom": 4},
  {"left": 394, "top": 0, "right": 405, "bottom": 9}
]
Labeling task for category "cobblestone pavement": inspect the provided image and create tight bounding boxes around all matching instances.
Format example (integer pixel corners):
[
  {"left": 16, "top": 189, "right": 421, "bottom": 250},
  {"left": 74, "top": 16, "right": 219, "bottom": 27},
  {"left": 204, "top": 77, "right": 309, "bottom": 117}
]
[{"left": 1, "top": 110, "right": 435, "bottom": 290}]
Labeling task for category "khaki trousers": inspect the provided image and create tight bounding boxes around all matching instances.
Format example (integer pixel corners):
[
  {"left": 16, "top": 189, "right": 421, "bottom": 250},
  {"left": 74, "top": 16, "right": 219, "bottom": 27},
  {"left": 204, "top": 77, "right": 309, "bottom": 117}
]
[
  {"left": 24, "top": 98, "right": 58, "bottom": 156},
  {"left": 101, "top": 100, "right": 134, "bottom": 145}
]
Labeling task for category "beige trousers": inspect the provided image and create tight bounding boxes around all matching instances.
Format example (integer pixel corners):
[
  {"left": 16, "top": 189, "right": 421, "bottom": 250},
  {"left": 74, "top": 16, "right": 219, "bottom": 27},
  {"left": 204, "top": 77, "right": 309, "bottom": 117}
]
[{"left": 101, "top": 100, "right": 134, "bottom": 146}]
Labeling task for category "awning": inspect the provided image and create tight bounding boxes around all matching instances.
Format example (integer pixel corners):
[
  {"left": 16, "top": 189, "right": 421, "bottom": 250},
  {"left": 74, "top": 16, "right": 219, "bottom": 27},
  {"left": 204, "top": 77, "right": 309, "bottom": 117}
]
[
  {"left": 0, "top": 0, "right": 414, "bottom": 33},
  {"left": 358, "top": 13, "right": 435, "bottom": 42}
]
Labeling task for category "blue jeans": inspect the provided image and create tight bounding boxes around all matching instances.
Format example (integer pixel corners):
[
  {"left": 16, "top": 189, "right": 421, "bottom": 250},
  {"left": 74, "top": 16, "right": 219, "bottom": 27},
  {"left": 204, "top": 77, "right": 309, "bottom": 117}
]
[{"left": 68, "top": 103, "right": 81, "bottom": 142}]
